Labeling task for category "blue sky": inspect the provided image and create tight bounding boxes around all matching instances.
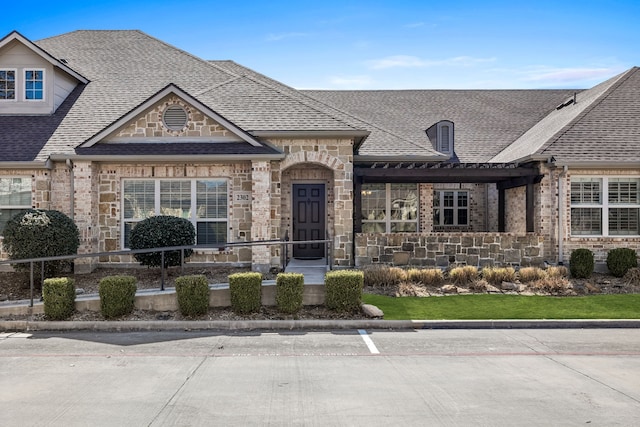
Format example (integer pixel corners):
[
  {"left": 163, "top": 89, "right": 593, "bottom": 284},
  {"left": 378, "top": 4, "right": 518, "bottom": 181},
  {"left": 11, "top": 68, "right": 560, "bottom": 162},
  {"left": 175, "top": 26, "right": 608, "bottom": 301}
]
[{"left": 3, "top": 0, "right": 640, "bottom": 89}]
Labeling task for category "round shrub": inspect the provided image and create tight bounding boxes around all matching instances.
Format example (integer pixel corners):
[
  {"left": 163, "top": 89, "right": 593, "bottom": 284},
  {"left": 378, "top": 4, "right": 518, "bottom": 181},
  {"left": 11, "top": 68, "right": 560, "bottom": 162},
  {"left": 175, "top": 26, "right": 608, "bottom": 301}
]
[
  {"left": 175, "top": 275, "right": 210, "bottom": 317},
  {"left": 129, "top": 216, "right": 195, "bottom": 268},
  {"left": 2, "top": 209, "right": 79, "bottom": 278},
  {"left": 606, "top": 248, "right": 638, "bottom": 277},
  {"left": 569, "top": 249, "right": 594, "bottom": 279}
]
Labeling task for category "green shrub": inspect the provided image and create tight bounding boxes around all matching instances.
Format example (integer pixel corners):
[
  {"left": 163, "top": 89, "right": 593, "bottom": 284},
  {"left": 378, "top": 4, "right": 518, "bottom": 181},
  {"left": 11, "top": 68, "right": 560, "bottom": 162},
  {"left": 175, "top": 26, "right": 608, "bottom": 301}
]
[
  {"left": 99, "top": 275, "right": 137, "bottom": 319},
  {"left": 42, "top": 277, "right": 76, "bottom": 320},
  {"left": 406, "top": 268, "right": 444, "bottom": 286},
  {"left": 325, "top": 270, "right": 363, "bottom": 312},
  {"left": 448, "top": 266, "right": 479, "bottom": 285},
  {"left": 362, "top": 265, "right": 406, "bottom": 287},
  {"left": 229, "top": 272, "right": 262, "bottom": 314},
  {"left": 175, "top": 275, "right": 210, "bottom": 317},
  {"left": 518, "top": 267, "right": 547, "bottom": 283},
  {"left": 606, "top": 248, "right": 638, "bottom": 277},
  {"left": 129, "top": 215, "right": 195, "bottom": 268},
  {"left": 546, "top": 265, "right": 569, "bottom": 278},
  {"left": 2, "top": 209, "right": 79, "bottom": 278},
  {"left": 482, "top": 266, "right": 516, "bottom": 285},
  {"left": 570, "top": 249, "right": 594, "bottom": 279},
  {"left": 276, "top": 273, "right": 304, "bottom": 314}
]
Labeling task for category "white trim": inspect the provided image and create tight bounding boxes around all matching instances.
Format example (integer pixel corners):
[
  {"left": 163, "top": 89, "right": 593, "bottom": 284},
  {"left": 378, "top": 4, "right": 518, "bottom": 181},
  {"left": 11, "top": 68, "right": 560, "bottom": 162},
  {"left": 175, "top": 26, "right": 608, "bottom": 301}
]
[
  {"left": 23, "top": 68, "right": 45, "bottom": 102},
  {"left": 436, "top": 120, "right": 454, "bottom": 155},
  {"left": 361, "top": 183, "right": 419, "bottom": 233},
  {"left": 0, "top": 68, "right": 17, "bottom": 102}
]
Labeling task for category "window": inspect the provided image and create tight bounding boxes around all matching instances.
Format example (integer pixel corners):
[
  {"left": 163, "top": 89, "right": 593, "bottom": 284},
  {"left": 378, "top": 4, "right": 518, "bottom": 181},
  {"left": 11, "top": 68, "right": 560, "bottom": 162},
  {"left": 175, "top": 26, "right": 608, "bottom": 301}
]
[
  {"left": 434, "top": 190, "right": 469, "bottom": 226},
  {"left": 0, "top": 70, "right": 16, "bottom": 100},
  {"left": 361, "top": 183, "right": 418, "bottom": 233},
  {"left": 437, "top": 120, "right": 454, "bottom": 154},
  {"left": 571, "top": 177, "right": 639, "bottom": 236},
  {"left": 123, "top": 179, "right": 228, "bottom": 247},
  {"left": 0, "top": 177, "right": 31, "bottom": 233},
  {"left": 24, "top": 70, "right": 44, "bottom": 100}
]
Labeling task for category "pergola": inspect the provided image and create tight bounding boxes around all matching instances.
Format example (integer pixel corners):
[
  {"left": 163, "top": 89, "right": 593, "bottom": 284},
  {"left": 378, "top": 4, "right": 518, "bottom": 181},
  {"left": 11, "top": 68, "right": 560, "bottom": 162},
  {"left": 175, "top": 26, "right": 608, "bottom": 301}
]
[{"left": 353, "top": 161, "right": 544, "bottom": 233}]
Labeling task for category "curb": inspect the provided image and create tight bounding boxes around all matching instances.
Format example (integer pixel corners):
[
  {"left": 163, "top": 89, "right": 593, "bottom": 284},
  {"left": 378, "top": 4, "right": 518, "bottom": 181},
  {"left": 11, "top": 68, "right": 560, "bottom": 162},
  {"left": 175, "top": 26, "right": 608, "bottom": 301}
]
[{"left": 2, "top": 319, "right": 640, "bottom": 332}]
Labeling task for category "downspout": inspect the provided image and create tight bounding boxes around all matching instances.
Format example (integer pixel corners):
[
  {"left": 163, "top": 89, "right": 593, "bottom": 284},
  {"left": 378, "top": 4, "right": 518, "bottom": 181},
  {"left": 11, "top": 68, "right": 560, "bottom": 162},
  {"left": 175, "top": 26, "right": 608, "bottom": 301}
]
[
  {"left": 557, "top": 165, "right": 568, "bottom": 265},
  {"left": 66, "top": 159, "right": 74, "bottom": 220}
]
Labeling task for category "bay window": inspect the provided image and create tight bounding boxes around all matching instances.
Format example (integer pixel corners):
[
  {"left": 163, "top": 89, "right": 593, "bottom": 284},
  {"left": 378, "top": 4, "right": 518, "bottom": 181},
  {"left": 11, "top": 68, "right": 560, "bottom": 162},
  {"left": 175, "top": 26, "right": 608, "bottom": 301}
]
[
  {"left": 123, "top": 179, "right": 228, "bottom": 247},
  {"left": 361, "top": 183, "right": 418, "bottom": 232},
  {"left": 571, "top": 177, "right": 639, "bottom": 236}
]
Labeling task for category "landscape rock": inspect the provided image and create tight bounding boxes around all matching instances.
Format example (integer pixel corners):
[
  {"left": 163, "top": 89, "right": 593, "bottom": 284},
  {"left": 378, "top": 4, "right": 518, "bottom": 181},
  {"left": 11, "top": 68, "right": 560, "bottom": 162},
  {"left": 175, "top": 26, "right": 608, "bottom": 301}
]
[
  {"left": 501, "top": 281, "right": 518, "bottom": 291},
  {"left": 361, "top": 304, "right": 384, "bottom": 318}
]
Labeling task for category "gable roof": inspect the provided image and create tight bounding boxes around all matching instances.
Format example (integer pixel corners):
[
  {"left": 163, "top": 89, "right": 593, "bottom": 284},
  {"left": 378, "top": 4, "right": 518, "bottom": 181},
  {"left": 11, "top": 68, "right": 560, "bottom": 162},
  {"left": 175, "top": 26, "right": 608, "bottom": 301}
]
[
  {"left": 27, "top": 30, "right": 367, "bottom": 161},
  {"left": 304, "top": 89, "right": 574, "bottom": 163},
  {"left": 492, "top": 67, "right": 640, "bottom": 165},
  {"left": 0, "top": 30, "right": 89, "bottom": 84}
]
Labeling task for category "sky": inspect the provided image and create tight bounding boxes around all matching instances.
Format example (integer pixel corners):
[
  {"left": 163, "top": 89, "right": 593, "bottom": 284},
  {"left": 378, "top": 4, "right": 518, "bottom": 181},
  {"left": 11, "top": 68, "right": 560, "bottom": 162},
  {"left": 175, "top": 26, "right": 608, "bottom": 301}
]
[{"left": 3, "top": 0, "right": 640, "bottom": 90}]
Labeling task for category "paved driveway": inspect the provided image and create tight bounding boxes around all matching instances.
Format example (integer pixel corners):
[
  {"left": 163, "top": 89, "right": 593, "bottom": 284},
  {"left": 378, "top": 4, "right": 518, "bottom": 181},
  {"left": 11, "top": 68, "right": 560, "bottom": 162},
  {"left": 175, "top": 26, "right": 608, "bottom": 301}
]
[{"left": 1, "top": 328, "right": 639, "bottom": 426}]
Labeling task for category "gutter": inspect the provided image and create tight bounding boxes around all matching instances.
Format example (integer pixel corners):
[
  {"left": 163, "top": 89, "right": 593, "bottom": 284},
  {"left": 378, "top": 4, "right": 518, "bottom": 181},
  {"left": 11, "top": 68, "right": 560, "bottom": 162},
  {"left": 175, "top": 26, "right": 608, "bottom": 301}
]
[
  {"left": 0, "top": 161, "right": 52, "bottom": 169},
  {"left": 250, "top": 130, "right": 370, "bottom": 139},
  {"left": 354, "top": 154, "right": 449, "bottom": 163},
  {"left": 557, "top": 165, "right": 568, "bottom": 265},
  {"left": 49, "top": 153, "right": 286, "bottom": 162},
  {"left": 554, "top": 161, "right": 640, "bottom": 169}
]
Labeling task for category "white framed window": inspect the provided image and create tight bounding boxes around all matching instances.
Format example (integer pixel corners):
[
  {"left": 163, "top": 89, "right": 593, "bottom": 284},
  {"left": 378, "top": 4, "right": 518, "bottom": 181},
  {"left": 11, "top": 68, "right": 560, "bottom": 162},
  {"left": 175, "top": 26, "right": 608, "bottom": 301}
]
[
  {"left": 0, "top": 177, "right": 31, "bottom": 234},
  {"left": 122, "top": 179, "right": 228, "bottom": 247},
  {"left": 570, "top": 177, "right": 640, "bottom": 236},
  {"left": 361, "top": 183, "right": 418, "bottom": 233},
  {"left": 434, "top": 190, "right": 469, "bottom": 226},
  {"left": 24, "top": 69, "right": 44, "bottom": 100},
  {"left": 0, "top": 69, "right": 16, "bottom": 101}
]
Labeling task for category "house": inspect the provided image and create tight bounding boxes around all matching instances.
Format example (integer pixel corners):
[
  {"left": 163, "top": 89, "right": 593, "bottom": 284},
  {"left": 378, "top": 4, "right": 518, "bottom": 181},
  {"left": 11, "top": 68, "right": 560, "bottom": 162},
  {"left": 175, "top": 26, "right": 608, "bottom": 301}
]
[{"left": 0, "top": 30, "right": 638, "bottom": 274}]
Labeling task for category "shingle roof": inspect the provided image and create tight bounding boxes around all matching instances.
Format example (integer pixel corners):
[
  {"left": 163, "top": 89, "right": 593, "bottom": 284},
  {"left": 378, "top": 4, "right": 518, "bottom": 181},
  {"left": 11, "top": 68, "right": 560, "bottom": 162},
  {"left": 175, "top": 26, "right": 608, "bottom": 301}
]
[
  {"left": 29, "top": 30, "right": 364, "bottom": 161},
  {"left": 304, "top": 89, "right": 574, "bottom": 162}
]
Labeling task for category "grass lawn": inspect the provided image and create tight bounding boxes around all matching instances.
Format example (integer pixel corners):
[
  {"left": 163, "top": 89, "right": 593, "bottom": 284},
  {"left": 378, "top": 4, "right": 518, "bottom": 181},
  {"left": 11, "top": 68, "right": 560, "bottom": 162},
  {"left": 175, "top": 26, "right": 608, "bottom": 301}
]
[{"left": 362, "top": 293, "right": 640, "bottom": 320}]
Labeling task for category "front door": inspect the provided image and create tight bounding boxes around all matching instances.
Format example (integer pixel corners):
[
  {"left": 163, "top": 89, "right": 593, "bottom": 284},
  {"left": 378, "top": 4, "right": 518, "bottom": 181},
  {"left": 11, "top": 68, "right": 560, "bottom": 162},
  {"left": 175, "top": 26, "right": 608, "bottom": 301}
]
[{"left": 292, "top": 183, "right": 326, "bottom": 259}]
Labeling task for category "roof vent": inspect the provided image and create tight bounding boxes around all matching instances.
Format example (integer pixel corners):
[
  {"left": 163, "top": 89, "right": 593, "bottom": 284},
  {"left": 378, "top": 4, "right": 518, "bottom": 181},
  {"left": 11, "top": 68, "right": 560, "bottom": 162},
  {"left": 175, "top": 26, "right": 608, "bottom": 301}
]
[{"left": 162, "top": 105, "right": 188, "bottom": 131}]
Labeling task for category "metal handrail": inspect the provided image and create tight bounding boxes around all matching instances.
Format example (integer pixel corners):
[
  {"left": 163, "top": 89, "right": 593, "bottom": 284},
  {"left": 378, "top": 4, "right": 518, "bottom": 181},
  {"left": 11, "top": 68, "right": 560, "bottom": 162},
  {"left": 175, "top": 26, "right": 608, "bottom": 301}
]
[{"left": 1, "top": 238, "right": 332, "bottom": 307}]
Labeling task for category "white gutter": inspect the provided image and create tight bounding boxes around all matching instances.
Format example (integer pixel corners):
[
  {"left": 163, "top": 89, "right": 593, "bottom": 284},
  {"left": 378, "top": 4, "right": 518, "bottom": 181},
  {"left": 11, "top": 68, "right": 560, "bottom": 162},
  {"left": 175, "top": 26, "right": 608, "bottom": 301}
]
[
  {"left": 557, "top": 165, "right": 568, "bottom": 265},
  {"left": 49, "top": 153, "right": 285, "bottom": 162},
  {"left": 251, "top": 130, "right": 370, "bottom": 138},
  {"left": 0, "top": 161, "right": 51, "bottom": 169},
  {"left": 554, "top": 161, "right": 640, "bottom": 169}
]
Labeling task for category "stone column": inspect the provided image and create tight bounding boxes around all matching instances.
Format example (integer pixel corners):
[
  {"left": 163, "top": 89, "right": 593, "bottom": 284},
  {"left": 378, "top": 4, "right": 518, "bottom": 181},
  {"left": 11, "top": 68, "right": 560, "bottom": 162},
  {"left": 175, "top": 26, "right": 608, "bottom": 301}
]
[
  {"left": 72, "top": 161, "right": 100, "bottom": 273},
  {"left": 250, "top": 160, "right": 272, "bottom": 273}
]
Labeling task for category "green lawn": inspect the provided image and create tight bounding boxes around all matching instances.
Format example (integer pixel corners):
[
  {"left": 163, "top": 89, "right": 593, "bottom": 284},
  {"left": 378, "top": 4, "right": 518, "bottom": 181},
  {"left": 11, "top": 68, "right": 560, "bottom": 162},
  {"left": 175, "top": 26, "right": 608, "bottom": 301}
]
[{"left": 362, "top": 293, "right": 640, "bottom": 320}]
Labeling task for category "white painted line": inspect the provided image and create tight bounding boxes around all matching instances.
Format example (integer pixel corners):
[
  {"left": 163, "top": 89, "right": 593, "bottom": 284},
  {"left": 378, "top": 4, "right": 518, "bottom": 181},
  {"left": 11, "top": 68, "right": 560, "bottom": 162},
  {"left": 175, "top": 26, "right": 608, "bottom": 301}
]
[{"left": 358, "top": 329, "right": 380, "bottom": 354}]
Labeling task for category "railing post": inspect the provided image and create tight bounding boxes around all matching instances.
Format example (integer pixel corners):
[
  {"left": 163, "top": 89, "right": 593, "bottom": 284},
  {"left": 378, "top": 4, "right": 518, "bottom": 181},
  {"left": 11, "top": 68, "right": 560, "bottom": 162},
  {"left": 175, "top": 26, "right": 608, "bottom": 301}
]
[
  {"left": 29, "top": 261, "right": 34, "bottom": 308},
  {"left": 161, "top": 250, "right": 165, "bottom": 291}
]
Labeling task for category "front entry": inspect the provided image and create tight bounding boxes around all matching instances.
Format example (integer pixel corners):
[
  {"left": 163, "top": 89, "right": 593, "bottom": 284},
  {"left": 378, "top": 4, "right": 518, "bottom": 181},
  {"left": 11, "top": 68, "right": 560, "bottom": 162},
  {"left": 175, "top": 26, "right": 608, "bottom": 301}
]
[{"left": 292, "top": 183, "right": 326, "bottom": 259}]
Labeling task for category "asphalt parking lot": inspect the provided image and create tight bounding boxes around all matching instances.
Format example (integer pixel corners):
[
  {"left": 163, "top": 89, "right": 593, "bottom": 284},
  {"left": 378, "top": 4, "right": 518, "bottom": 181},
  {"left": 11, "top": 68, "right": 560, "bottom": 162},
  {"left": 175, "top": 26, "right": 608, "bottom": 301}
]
[{"left": 1, "top": 328, "right": 639, "bottom": 426}]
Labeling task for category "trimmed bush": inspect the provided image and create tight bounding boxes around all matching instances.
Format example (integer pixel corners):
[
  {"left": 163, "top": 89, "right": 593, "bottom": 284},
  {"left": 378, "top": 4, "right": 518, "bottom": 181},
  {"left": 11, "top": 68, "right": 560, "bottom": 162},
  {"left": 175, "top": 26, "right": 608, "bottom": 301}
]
[
  {"left": 99, "top": 275, "right": 137, "bottom": 319},
  {"left": 42, "top": 277, "right": 76, "bottom": 320},
  {"left": 482, "top": 266, "right": 516, "bottom": 285},
  {"left": 276, "top": 273, "right": 304, "bottom": 314},
  {"left": 325, "top": 270, "right": 364, "bottom": 312},
  {"left": 518, "top": 267, "right": 547, "bottom": 283},
  {"left": 606, "top": 248, "right": 638, "bottom": 277},
  {"left": 406, "top": 268, "right": 444, "bottom": 286},
  {"left": 129, "top": 215, "right": 195, "bottom": 268},
  {"left": 570, "top": 249, "right": 594, "bottom": 279},
  {"left": 363, "top": 265, "right": 406, "bottom": 287},
  {"left": 448, "top": 266, "right": 479, "bottom": 285},
  {"left": 2, "top": 209, "right": 79, "bottom": 278},
  {"left": 175, "top": 275, "right": 210, "bottom": 317},
  {"left": 229, "top": 272, "right": 262, "bottom": 314}
]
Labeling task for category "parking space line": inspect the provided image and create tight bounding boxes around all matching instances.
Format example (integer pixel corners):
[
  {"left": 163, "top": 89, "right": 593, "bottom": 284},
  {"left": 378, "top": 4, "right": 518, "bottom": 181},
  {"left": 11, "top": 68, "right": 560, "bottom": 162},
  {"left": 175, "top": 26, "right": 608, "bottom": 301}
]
[{"left": 358, "top": 329, "right": 380, "bottom": 354}]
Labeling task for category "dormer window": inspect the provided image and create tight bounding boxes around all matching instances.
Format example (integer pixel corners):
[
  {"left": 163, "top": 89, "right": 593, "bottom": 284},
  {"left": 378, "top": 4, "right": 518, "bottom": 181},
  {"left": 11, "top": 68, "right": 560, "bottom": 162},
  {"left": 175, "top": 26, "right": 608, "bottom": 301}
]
[
  {"left": 437, "top": 120, "right": 454, "bottom": 155},
  {"left": 0, "top": 70, "right": 16, "bottom": 100},
  {"left": 24, "top": 69, "right": 44, "bottom": 100}
]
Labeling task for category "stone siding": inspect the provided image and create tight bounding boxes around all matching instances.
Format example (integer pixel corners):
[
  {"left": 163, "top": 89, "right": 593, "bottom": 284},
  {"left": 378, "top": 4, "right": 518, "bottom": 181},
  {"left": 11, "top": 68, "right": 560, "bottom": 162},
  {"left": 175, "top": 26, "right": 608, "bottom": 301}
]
[{"left": 355, "top": 233, "right": 546, "bottom": 269}]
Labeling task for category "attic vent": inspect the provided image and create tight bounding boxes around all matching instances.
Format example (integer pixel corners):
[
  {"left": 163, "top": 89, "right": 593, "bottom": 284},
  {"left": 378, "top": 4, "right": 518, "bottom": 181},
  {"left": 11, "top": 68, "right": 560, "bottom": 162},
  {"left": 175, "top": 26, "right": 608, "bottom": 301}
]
[{"left": 162, "top": 105, "right": 188, "bottom": 131}]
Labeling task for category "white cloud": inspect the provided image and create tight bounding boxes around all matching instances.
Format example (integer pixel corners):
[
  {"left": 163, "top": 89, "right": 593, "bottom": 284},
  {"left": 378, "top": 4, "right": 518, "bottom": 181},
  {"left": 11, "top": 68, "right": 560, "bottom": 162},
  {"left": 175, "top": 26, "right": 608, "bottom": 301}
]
[
  {"left": 367, "top": 55, "right": 496, "bottom": 70},
  {"left": 522, "top": 67, "right": 620, "bottom": 83}
]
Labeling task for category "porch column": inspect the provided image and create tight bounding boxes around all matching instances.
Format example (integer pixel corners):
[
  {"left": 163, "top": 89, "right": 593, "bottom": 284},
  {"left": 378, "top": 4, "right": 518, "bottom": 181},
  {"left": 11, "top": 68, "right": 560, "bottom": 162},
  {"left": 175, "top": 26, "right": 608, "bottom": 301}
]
[
  {"left": 498, "top": 188, "right": 505, "bottom": 232},
  {"left": 250, "top": 160, "right": 271, "bottom": 273},
  {"left": 353, "top": 175, "right": 362, "bottom": 233},
  {"left": 72, "top": 161, "right": 100, "bottom": 273},
  {"left": 526, "top": 183, "right": 535, "bottom": 232}
]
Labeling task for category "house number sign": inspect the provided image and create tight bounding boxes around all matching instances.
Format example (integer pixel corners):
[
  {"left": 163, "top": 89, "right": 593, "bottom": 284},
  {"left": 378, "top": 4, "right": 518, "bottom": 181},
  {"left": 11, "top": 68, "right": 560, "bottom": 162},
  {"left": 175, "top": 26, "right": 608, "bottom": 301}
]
[{"left": 235, "top": 191, "right": 251, "bottom": 204}]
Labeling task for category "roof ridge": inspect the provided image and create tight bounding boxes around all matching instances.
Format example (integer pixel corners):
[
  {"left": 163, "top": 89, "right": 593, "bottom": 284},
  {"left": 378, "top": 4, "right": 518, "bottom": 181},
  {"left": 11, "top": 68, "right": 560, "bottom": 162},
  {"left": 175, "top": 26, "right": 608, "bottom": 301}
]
[{"left": 194, "top": 75, "right": 244, "bottom": 96}]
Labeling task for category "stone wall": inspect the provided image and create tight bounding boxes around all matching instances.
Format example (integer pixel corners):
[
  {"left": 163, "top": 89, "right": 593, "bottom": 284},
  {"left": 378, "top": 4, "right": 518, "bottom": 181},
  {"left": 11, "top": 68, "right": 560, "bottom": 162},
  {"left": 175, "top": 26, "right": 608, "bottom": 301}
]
[{"left": 355, "top": 233, "right": 546, "bottom": 269}]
